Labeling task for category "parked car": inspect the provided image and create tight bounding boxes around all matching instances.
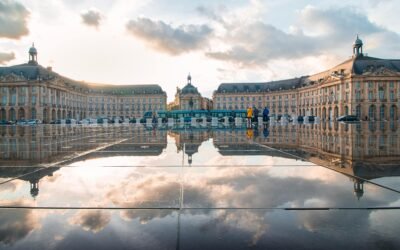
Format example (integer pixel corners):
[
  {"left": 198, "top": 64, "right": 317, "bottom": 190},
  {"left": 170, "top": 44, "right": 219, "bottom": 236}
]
[
  {"left": 0, "top": 120, "right": 12, "bottom": 125},
  {"left": 129, "top": 118, "right": 136, "bottom": 123},
  {"left": 27, "top": 119, "right": 42, "bottom": 125},
  {"left": 66, "top": 119, "right": 77, "bottom": 124},
  {"left": 297, "top": 116, "right": 304, "bottom": 122},
  {"left": 307, "top": 116, "right": 316, "bottom": 122},
  {"left": 16, "top": 119, "right": 28, "bottom": 125},
  {"left": 337, "top": 115, "right": 359, "bottom": 122}
]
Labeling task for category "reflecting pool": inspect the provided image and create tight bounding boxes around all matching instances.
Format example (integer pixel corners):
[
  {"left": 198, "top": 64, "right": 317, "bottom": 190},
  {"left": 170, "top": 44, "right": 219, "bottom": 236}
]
[{"left": 0, "top": 122, "right": 399, "bottom": 249}]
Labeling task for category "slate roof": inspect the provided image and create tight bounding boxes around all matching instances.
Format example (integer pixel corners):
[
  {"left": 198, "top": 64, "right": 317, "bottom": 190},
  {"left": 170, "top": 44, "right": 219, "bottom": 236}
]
[
  {"left": 181, "top": 83, "right": 200, "bottom": 95},
  {"left": 215, "top": 77, "right": 308, "bottom": 94},
  {"left": 216, "top": 55, "right": 400, "bottom": 94},
  {"left": 0, "top": 63, "right": 165, "bottom": 95}
]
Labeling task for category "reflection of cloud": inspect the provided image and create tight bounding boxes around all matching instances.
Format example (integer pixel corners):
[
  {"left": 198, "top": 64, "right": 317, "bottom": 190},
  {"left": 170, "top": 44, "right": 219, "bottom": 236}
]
[
  {"left": 126, "top": 17, "right": 212, "bottom": 55},
  {"left": 0, "top": 0, "right": 30, "bottom": 39},
  {"left": 0, "top": 52, "right": 15, "bottom": 65},
  {"left": 69, "top": 210, "right": 110, "bottom": 233},
  {"left": 0, "top": 201, "right": 40, "bottom": 245},
  {"left": 80, "top": 9, "right": 102, "bottom": 28}
]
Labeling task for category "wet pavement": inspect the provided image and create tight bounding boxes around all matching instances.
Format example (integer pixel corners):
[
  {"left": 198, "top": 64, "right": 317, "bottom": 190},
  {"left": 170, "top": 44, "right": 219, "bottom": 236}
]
[{"left": 0, "top": 122, "right": 399, "bottom": 249}]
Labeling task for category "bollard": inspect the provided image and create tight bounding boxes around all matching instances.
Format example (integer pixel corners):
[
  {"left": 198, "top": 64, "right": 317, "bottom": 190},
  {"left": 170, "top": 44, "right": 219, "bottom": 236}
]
[
  {"left": 235, "top": 117, "right": 242, "bottom": 127},
  {"left": 168, "top": 118, "right": 174, "bottom": 126},
  {"left": 201, "top": 117, "right": 207, "bottom": 127},
  {"left": 211, "top": 117, "right": 218, "bottom": 127},
  {"left": 146, "top": 118, "right": 152, "bottom": 126},
  {"left": 258, "top": 117, "right": 263, "bottom": 126},
  {"left": 191, "top": 118, "right": 197, "bottom": 126}
]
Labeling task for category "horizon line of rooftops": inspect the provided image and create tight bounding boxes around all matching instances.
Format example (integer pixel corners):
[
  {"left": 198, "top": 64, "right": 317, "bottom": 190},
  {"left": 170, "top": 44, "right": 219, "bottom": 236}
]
[{"left": 1, "top": 35, "right": 399, "bottom": 97}]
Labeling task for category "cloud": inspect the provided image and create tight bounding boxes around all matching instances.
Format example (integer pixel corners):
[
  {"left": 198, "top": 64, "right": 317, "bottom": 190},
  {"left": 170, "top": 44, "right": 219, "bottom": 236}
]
[
  {"left": 205, "top": 5, "right": 400, "bottom": 67},
  {"left": 126, "top": 17, "right": 213, "bottom": 55},
  {"left": 80, "top": 9, "right": 102, "bottom": 28},
  {"left": 0, "top": 201, "right": 40, "bottom": 245},
  {"left": 0, "top": 52, "right": 15, "bottom": 65},
  {"left": 69, "top": 210, "right": 111, "bottom": 233},
  {"left": 0, "top": 0, "right": 30, "bottom": 39}
]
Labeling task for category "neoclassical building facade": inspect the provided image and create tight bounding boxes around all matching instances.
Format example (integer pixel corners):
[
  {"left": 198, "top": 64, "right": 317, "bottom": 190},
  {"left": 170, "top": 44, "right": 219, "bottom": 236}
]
[
  {"left": 168, "top": 74, "right": 212, "bottom": 111},
  {"left": 213, "top": 37, "right": 400, "bottom": 121},
  {"left": 0, "top": 45, "right": 167, "bottom": 122}
]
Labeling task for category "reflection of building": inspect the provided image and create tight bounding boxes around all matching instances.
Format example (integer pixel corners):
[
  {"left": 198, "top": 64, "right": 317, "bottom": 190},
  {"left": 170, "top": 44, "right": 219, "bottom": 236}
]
[
  {"left": 212, "top": 122, "right": 400, "bottom": 199},
  {"left": 168, "top": 74, "right": 212, "bottom": 111},
  {"left": 213, "top": 37, "right": 400, "bottom": 121},
  {"left": 0, "top": 45, "right": 167, "bottom": 122},
  {"left": 169, "top": 128, "right": 211, "bottom": 165},
  {"left": 0, "top": 166, "right": 59, "bottom": 198},
  {"left": 0, "top": 125, "right": 167, "bottom": 197}
]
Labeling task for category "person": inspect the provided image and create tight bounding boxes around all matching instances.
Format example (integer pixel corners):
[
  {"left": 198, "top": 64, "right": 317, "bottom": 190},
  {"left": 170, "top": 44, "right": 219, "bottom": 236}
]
[
  {"left": 246, "top": 107, "right": 253, "bottom": 127},
  {"left": 246, "top": 127, "right": 253, "bottom": 139},
  {"left": 262, "top": 107, "right": 269, "bottom": 126},
  {"left": 253, "top": 106, "right": 259, "bottom": 124}
]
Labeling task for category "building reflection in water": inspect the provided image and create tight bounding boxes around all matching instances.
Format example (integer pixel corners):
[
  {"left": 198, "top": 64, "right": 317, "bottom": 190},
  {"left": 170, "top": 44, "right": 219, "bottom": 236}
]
[{"left": 0, "top": 122, "right": 399, "bottom": 199}]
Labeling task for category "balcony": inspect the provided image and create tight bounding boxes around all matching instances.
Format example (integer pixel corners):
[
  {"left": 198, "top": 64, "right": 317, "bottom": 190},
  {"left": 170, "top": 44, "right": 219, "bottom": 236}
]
[
  {"left": 369, "top": 98, "right": 376, "bottom": 102},
  {"left": 379, "top": 98, "right": 387, "bottom": 102}
]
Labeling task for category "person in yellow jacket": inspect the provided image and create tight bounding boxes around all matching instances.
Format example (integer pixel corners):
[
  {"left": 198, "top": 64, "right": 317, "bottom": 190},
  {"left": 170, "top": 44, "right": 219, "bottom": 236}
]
[{"left": 246, "top": 107, "right": 253, "bottom": 127}]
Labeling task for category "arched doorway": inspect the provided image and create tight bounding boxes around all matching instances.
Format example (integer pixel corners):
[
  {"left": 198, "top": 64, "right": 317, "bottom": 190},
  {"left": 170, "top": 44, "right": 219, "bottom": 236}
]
[
  {"left": 57, "top": 109, "right": 61, "bottom": 120},
  {"left": 334, "top": 106, "right": 338, "bottom": 119},
  {"left": 0, "top": 108, "right": 5, "bottom": 120},
  {"left": 43, "top": 108, "right": 48, "bottom": 123},
  {"left": 62, "top": 110, "right": 66, "bottom": 119},
  {"left": 390, "top": 105, "right": 397, "bottom": 120},
  {"left": 67, "top": 111, "right": 71, "bottom": 119},
  {"left": 9, "top": 108, "right": 16, "bottom": 121},
  {"left": 31, "top": 108, "right": 36, "bottom": 119},
  {"left": 356, "top": 105, "right": 361, "bottom": 119},
  {"left": 380, "top": 105, "right": 386, "bottom": 121},
  {"left": 328, "top": 107, "right": 332, "bottom": 120},
  {"left": 18, "top": 108, "right": 25, "bottom": 120},
  {"left": 344, "top": 106, "right": 349, "bottom": 115},
  {"left": 322, "top": 107, "right": 326, "bottom": 120},
  {"left": 369, "top": 105, "right": 376, "bottom": 121},
  {"left": 51, "top": 109, "right": 56, "bottom": 121}
]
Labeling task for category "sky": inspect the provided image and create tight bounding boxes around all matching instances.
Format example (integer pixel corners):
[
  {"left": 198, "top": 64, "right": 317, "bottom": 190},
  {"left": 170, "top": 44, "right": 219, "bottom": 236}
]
[{"left": 1, "top": 0, "right": 400, "bottom": 101}]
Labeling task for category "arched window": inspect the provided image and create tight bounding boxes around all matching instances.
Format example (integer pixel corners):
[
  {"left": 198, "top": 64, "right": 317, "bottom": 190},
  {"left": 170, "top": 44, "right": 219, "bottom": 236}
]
[
  {"left": 390, "top": 105, "right": 397, "bottom": 120},
  {"left": 368, "top": 105, "right": 376, "bottom": 120},
  {"left": 356, "top": 105, "right": 361, "bottom": 119},
  {"left": 380, "top": 105, "right": 385, "bottom": 120},
  {"left": 378, "top": 87, "right": 385, "bottom": 100}
]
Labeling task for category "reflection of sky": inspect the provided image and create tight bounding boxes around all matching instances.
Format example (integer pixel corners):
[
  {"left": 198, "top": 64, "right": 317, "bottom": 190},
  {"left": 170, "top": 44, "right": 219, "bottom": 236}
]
[{"left": 1, "top": 128, "right": 400, "bottom": 248}]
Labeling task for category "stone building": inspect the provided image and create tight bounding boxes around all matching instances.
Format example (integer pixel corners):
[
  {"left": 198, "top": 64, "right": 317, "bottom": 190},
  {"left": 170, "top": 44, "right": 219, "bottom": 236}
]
[
  {"left": 168, "top": 74, "right": 211, "bottom": 111},
  {"left": 213, "top": 36, "right": 400, "bottom": 121},
  {"left": 0, "top": 45, "right": 167, "bottom": 122}
]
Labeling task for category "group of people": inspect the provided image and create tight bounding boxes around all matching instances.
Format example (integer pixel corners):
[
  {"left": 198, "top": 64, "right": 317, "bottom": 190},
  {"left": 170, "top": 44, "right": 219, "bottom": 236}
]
[{"left": 246, "top": 106, "right": 269, "bottom": 127}]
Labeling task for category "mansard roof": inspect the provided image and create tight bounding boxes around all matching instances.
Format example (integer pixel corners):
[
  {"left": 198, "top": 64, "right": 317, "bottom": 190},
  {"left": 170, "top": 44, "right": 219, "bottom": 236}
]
[
  {"left": 181, "top": 83, "right": 200, "bottom": 95},
  {"left": 215, "top": 77, "right": 307, "bottom": 94},
  {"left": 216, "top": 55, "right": 400, "bottom": 95},
  {"left": 0, "top": 63, "right": 165, "bottom": 95}
]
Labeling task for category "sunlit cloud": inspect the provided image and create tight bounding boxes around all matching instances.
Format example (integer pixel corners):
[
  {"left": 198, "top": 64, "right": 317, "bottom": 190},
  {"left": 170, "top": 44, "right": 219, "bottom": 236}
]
[
  {"left": 0, "top": 0, "right": 30, "bottom": 39},
  {"left": 0, "top": 200, "right": 40, "bottom": 245},
  {"left": 69, "top": 210, "right": 111, "bottom": 233},
  {"left": 126, "top": 17, "right": 213, "bottom": 55},
  {"left": 0, "top": 52, "right": 15, "bottom": 65}
]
